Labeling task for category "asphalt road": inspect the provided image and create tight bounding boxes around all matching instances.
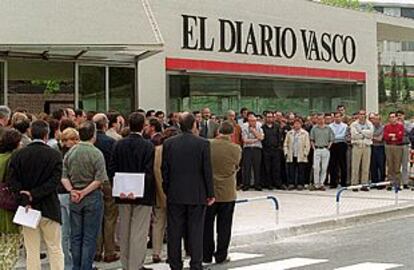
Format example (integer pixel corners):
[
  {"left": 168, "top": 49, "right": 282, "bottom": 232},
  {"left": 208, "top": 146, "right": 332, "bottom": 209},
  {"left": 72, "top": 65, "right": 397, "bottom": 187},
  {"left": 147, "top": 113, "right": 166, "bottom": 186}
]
[{"left": 203, "top": 215, "right": 414, "bottom": 270}]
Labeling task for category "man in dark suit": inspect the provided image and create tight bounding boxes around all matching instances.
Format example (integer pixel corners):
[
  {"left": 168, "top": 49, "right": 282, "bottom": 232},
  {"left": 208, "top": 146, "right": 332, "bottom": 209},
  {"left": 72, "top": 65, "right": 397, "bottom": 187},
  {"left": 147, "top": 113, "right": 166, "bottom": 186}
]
[
  {"left": 109, "top": 112, "right": 155, "bottom": 270},
  {"left": 9, "top": 120, "right": 64, "bottom": 270},
  {"left": 162, "top": 112, "right": 215, "bottom": 270},
  {"left": 92, "top": 113, "right": 119, "bottom": 263}
]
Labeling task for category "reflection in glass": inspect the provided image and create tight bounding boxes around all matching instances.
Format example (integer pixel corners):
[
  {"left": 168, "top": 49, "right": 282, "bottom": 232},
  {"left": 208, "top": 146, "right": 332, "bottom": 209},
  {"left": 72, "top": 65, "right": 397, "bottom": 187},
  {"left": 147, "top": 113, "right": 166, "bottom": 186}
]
[
  {"left": 109, "top": 67, "right": 135, "bottom": 116},
  {"left": 0, "top": 62, "right": 3, "bottom": 105},
  {"left": 169, "top": 74, "right": 363, "bottom": 116},
  {"left": 8, "top": 60, "right": 74, "bottom": 113},
  {"left": 79, "top": 66, "right": 105, "bottom": 113}
]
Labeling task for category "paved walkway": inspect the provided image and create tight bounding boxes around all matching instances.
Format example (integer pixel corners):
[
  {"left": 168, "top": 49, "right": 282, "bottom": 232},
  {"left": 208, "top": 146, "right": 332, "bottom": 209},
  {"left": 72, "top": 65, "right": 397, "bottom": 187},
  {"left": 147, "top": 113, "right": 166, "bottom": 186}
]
[{"left": 14, "top": 188, "right": 414, "bottom": 269}]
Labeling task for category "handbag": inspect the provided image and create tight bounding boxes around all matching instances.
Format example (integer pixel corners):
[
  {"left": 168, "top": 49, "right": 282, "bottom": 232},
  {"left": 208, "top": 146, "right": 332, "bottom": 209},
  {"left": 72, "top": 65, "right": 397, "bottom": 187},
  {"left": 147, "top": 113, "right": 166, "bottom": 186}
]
[{"left": 0, "top": 182, "right": 18, "bottom": 211}]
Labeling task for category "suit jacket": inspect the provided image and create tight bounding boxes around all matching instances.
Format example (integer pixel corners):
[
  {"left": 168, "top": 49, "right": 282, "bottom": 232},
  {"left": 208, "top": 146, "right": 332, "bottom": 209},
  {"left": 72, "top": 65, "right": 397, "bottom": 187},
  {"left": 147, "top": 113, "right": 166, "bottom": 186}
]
[
  {"left": 153, "top": 145, "right": 166, "bottom": 208},
  {"left": 209, "top": 136, "right": 241, "bottom": 202},
  {"left": 8, "top": 142, "right": 63, "bottom": 224},
  {"left": 109, "top": 133, "right": 155, "bottom": 206},
  {"left": 95, "top": 130, "right": 116, "bottom": 181},
  {"left": 162, "top": 132, "right": 214, "bottom": 205},
  {"left": 199, "top": 119, "right": 219, "bottom": 139}
]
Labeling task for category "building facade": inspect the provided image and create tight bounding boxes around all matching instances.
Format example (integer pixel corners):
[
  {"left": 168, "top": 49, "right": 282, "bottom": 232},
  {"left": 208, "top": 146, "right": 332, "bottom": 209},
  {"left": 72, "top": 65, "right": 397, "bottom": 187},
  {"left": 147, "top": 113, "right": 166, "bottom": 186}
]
[{"left": 4, "top": 0, "right": 413, "bottom": 115}]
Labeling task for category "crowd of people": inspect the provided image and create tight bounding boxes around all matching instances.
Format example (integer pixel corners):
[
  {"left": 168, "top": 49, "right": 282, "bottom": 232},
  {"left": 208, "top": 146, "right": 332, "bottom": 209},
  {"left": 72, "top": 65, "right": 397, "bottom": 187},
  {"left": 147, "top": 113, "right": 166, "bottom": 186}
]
[{"left": 0, "top": 104, "right": 412, "bottom": 270}]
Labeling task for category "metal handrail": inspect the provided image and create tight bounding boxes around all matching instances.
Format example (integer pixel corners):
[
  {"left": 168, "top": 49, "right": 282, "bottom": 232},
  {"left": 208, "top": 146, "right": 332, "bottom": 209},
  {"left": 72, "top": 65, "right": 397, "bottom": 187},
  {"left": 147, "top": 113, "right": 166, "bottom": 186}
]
[{"left": 335, "top": 181, "right": 399, "bottom": 215}]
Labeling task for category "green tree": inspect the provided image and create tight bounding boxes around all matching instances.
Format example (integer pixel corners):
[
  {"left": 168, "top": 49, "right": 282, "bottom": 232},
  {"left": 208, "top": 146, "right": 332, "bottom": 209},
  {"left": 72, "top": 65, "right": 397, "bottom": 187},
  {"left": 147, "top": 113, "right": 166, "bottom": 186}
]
[
  {"left": 402, "top": 63, "right": 411, "bottom": 103},
  {"left": 378, "top": 67, "right": 387, "bottom": 103},
  {"left": 390, "top": 62, "right": 399, "bottom": 103},
  {"left": 320, "top": 0, "right": 361, "bottom": 9}
]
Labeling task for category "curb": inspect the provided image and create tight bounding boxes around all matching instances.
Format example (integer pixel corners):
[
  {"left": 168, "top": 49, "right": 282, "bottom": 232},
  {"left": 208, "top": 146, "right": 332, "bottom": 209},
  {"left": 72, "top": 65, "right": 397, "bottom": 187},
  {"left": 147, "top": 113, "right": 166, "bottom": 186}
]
[{"left": 230, "top": 202, "right": 414, "bottom": 247}]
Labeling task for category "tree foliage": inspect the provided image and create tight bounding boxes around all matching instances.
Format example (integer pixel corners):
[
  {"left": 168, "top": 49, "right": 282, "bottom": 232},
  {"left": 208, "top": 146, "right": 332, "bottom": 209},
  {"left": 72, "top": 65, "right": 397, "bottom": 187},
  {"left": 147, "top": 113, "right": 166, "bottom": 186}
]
[
  {"left": 378, "top": 67, "right": 387, "bottom": 103},
  {"left": 319, "top": 0, "right": 361, "bottom": 9},
  {"left": 402, "top": 63, "right": 411, "bottom": 103},
  {"left": 390, "top": 62, "right": 399, "bottom": 103}
]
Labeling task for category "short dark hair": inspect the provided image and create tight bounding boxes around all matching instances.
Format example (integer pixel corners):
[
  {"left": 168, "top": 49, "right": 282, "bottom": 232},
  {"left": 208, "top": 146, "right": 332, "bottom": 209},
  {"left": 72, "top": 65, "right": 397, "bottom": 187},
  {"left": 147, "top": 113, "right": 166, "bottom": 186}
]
[
  {"left": 31, "top": 120, "right": 50, "bottom": 140},
  {"left": 13, "top": 119, "right": 30, "bottom": 134},
  {"left": 179, "top": 113, "right": 195, "bottom": 132},
  {"left": 136, "top": 108, "right": 146, "bottom": 114},
  {"left": 107, "top": 112, "right": 121, "bottom": 128},
  {"left": 52, "top": 109, "right": 66, "bottom": 121},
  {"left": 155, "top": 111, "right": 164, "bottom": 117},
  {"left": 219, "top": 121, "right": 234, "bottom": 135},
  {"left": 149, "top": 118, "right": 162, "bottom": 133},
  {"left": 145, "top": 110, "right": 155, "bottom": 118},
  {"left": 86, "top": 111, "right": 96, "bottom": 121},
  {"left": 247, "top": 112, "right": 256, "bottom": 118},
  {"left": 78, "top": 121, "right": 96, "bottom": 141},
  {"left": 129, "top": 112, "right": 145, "bottom": 132},
  {"left": 396, "top": 110, "right": 405, "bottom": 115},
  {"left": 59, "top": 119, "right": 77, "bottom": 132},
  {"left": 0, "top": 129, "right": 22, "bottom": 153},
  {"left": 192, "top": 110, "right": 200, "bottom": 115},
  {"left": 334, "top": 112, "right": 343, "bottom": 117},
  {"left": 75, "top": 109, "right": 84, "bottom": 118},
  {"left": 240, "top": 107, "right": 248, "bottom": 114},
  {"left": 48, "top": 119, "right": 60, "bottom": 139},
  {"left": 389, "top": 111, "right": 397, "bottom": 117}
]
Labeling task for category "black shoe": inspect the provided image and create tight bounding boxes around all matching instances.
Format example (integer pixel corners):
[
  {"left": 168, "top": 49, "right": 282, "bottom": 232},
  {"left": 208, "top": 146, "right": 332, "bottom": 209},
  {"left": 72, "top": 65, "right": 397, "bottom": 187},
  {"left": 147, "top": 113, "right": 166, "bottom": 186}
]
[
  {"left": 241, "top": 186, "right": 249, "bottom": 191},
  {"left": 147, "top": 240, "right": 153, "bottom": 249},
  {"left": 297, "top": 185, "right": 304, "bottom": 191},
  {"left": 216, "top": 257, "right": 231, "bottom": 264},
  {"left": 287, "top": 185, "right": 295, "bottom": 191},
  {"left": 139, "top": 267, "right": 153, "bottom": 270},
  {"left": 254, "top": 186, "right": 262, "bottom": 191},
  {"left": 352, "top": 188, "right": 359, "bottom": 192},
  {"left": 203, "top": 258, "right": 213, "bottom": 264},
  {"left": 267, "top": 186, "right": 275, "bottom": 190},
  {"left": 279, "top": 185, "right": 288, "bottom": 190},
  {"left": 386, "top": 186, "right": 393, "bottom": 191},
  {"left": 404, "top": 184, "right": 409, "bottom": 190},
  {"left": 360, "top": 187, "right": 369, "bottom": 192},
  {"left": 40, "top": 253, "right": 47, "bottom": 260}
]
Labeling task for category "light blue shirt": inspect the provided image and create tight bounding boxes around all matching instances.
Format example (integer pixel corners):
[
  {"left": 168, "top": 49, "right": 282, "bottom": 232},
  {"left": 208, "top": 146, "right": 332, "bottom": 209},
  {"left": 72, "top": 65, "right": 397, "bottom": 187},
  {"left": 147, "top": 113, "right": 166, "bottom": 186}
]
[{"left": 329, "top": 122, "right": 348, "bottom": 143}]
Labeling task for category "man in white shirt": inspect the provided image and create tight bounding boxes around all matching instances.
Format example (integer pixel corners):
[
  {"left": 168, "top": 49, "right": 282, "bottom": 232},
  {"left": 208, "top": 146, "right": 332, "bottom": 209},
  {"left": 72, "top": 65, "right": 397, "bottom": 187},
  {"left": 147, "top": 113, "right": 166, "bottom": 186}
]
[{"left": 329, "top": 112, "right": 348, "bottom": 188}]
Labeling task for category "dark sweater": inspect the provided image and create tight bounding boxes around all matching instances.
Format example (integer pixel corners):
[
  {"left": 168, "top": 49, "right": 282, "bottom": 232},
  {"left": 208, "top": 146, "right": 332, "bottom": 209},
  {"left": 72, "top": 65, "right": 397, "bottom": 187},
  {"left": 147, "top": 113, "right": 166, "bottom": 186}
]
[{"left": 9, "top": 142, "right": 63, "bottom": 224}]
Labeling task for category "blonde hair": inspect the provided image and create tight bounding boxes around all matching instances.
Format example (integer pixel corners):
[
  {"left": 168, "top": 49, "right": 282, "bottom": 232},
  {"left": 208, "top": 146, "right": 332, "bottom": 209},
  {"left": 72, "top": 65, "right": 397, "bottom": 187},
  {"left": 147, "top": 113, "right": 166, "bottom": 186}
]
[{"left": 60, "top": 128, "right": 79, "bottom": 142}]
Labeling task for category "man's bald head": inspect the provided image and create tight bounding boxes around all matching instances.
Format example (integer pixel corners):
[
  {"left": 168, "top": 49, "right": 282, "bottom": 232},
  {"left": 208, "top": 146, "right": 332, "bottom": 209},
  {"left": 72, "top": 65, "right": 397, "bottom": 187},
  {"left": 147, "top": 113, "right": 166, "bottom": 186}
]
[
  {"left": 92, "top": 113, "right": 109, "bottom": 131},
  {"left": 179, "top": 112, "right": 196, "bottom": 132}
]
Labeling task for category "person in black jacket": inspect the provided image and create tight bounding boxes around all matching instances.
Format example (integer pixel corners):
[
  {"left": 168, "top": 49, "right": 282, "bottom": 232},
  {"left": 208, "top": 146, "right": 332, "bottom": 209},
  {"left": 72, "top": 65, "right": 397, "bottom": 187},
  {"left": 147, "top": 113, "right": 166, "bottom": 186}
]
[
  {"left": 9, "top": 120, "right": 64, "bottom": 270},
  {"left": 109, "top": 112, "right": 155, "bottom": 270},
  {"left": 162, "top": 112, "right": 215, "bottom": 270},
  {"left": 93, "top": 113, "right": 119, "bottom": 263},
  {"left": 261, "top": 112, "right": 284, "bottom": 189}
]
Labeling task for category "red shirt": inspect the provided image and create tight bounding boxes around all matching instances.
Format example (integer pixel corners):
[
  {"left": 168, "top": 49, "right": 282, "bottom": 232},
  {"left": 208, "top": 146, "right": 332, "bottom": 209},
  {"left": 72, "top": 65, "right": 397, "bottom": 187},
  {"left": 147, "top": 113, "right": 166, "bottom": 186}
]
[{"left": 383, "top": 123, "right": 404, "bottom": 145}]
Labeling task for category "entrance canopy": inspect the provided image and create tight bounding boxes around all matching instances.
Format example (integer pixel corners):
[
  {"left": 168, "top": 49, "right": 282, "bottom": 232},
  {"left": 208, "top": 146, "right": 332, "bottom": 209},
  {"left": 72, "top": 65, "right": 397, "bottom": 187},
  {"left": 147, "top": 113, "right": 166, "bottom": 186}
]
[{"left": 0, "top": 0, "right": 164, "bottom": 63}]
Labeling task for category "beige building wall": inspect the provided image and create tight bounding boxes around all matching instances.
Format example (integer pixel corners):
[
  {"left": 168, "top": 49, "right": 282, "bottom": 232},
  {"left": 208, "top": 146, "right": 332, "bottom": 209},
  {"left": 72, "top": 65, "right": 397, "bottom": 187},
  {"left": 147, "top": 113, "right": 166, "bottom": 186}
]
[{"left": 140, "top": 0, "right": 379, "bottom": 112}]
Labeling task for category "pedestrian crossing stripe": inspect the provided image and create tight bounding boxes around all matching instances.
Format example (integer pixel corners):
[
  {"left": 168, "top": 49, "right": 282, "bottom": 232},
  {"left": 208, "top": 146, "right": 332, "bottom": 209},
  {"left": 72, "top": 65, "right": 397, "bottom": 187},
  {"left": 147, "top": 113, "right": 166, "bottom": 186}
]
[
  {"left": 144, "top": 252, "right": 264, "bottom": 269},
  {"left": 228, "top": 258, "right": 329, "bottom": 270},
  {"left": 334, "top": 262, "right": 403, "bottom": 270}
]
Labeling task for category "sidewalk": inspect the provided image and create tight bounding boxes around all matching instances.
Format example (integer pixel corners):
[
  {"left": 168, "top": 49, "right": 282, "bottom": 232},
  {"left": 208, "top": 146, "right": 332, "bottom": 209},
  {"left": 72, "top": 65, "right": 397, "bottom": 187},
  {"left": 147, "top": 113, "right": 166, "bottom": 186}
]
[{"left": 13, "top": 188, "right": 414, "bottom": 269}]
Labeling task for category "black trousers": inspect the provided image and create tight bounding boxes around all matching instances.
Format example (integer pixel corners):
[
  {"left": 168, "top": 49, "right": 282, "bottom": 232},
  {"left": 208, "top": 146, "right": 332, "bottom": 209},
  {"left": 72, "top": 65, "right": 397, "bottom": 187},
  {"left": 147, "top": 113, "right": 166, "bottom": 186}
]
[
  {"left": 203, "top": 202, "right": 236, "bottom": 263},
  {"left": 287, "top": 157, "right": 307, "bottom": 186},
  {"left": 262, "top": 149, "right": 282, "bottom": 188},
  {"left": 242, "top": 147, "right": 262, "bottom": 187},
  {"left": 329, "top": 142, "right": 348, "bottom": 187},
  {"left": 167, "top": 204, "right": 206, "bottom": 270}
]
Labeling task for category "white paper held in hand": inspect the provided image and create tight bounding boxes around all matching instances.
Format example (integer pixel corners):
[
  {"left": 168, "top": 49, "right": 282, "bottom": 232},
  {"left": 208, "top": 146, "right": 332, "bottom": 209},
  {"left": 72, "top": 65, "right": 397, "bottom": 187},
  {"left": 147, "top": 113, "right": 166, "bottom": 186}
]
[
  {"left": 13, "top": 206, "right": 42, "bottom": 229},
  {"left": 112, "top": 172, "right": 145, "bottom": 198}
]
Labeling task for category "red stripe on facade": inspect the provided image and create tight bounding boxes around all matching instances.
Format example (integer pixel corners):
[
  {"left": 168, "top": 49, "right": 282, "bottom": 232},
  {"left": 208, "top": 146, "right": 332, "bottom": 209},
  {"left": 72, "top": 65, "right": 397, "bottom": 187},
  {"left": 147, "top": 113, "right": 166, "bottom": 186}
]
[{"left": 166, "top": 58, "right": 366, "bottom": 82}]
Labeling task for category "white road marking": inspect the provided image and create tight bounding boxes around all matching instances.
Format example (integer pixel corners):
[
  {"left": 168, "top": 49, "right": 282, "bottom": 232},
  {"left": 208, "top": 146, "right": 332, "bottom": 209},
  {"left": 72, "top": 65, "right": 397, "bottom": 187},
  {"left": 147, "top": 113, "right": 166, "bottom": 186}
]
[
  {"left": 144, "top": 252, "right": 264, "bottom": 269},
  {"left": 228, "top": 257, "right": 328, "bottom": 270},
  {"left": 335, "top": 262, "right": 403, "bottom": 270}
]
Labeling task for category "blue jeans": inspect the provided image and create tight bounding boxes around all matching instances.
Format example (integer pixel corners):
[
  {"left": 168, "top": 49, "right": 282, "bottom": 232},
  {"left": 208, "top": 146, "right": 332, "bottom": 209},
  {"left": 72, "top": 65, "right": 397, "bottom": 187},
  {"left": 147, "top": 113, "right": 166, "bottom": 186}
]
[
  {"left": 370, "top": 145, "right": 386, "bottom": 183},
  {"left": 59, "top": 194, "right": 72, "bottom": 270},
  {"left": 70, "top": 190, "right": 103, "bottom": 270}
]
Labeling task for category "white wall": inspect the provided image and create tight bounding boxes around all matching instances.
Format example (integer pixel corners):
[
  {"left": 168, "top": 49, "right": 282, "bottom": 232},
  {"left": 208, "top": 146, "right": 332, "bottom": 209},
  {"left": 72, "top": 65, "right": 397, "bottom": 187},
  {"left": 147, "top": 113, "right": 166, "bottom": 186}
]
[{"left": 143, "top": 0, "right": 379, "bottom": 112}]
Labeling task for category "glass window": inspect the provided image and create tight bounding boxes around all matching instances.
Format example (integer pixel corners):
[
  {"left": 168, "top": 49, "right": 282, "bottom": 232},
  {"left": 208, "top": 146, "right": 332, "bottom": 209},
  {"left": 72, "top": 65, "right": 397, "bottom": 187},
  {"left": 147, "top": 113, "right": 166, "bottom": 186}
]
[
  {"left": 401, "top": 8, "right": 414, "bottom": 18},
  {"left": 8, "top": 60, "right": 74, "bottom": 113},
  {"left": 168, "top": 74, "right": 363, "bottom": 116},
  {"left": 109, "top": 67, "right": 135, "bottom": 116},
  {"left": 373, "top": 7, "right": 384, "bottom": 13},
  {"left": 79, "top": 66, "right": 105, "bottom": 113},
  {"left": 0, "top": 62, "right": 3, "bottom": 105},
  {"left": 402, "top": 41, "right": 414, "bottom": 52}
]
